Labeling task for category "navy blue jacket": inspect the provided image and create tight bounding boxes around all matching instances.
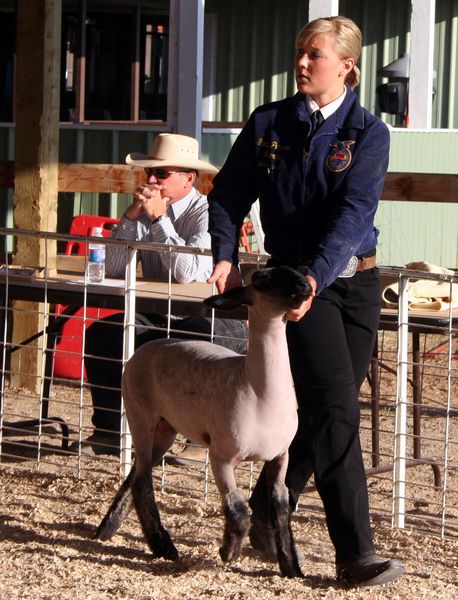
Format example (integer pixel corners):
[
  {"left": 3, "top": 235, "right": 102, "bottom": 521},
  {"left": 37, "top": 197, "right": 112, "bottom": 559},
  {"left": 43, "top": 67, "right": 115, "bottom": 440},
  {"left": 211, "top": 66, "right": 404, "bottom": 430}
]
[{"left": 208, "top": 88, "right": 390, "bottom": 293}]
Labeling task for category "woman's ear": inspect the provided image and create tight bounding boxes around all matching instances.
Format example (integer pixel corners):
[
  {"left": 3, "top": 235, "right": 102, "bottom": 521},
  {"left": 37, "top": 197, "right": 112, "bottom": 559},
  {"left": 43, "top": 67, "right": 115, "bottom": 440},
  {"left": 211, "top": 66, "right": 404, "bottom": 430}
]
[{"left": 340, "top": 57, "right": 355, "bottom": 78}]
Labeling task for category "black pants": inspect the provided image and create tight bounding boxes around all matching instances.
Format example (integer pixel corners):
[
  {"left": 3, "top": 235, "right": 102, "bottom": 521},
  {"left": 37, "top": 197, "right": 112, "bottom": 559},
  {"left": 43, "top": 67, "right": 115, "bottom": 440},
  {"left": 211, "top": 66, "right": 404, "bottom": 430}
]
[
  {"left": 84, "top": 312, "right": 248, "bottom": 433},
  {"left": 249, "top": 268, "right": 381, "bottom": 564}
]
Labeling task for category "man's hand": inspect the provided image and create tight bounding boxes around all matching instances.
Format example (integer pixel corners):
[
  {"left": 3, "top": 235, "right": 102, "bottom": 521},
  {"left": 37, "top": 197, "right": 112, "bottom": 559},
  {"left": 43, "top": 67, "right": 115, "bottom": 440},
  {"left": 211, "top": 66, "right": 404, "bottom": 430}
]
[
  {"left": 285, "top": 275, "right": 317, "bottom": 321},
  {"left": 207, "top": 260, "right": 243, "bottom": 294},
  {"left": 125, "top": 184, "right": 168, "bottom": 222}
]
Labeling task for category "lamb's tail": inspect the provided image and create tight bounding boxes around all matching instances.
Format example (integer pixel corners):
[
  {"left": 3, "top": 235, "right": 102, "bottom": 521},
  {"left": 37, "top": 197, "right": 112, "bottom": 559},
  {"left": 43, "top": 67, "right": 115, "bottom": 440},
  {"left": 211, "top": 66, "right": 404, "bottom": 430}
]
[{"left": 95, "top": 467, "right": 135, "bottom": 541}]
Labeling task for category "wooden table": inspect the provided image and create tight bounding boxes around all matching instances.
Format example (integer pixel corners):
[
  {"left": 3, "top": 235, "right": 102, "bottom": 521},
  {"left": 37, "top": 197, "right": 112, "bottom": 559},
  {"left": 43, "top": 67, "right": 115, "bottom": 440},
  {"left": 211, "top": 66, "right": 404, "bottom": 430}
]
[{"left": 2, "top": 255, "right": 239, "bottom": 318}]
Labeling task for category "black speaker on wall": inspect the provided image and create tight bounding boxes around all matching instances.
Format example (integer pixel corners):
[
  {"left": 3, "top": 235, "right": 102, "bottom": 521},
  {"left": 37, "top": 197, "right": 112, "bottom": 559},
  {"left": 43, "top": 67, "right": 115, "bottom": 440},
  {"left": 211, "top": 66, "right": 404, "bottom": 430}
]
[{"left": 376, "top": 81, "right": 408, "bottom": 115}]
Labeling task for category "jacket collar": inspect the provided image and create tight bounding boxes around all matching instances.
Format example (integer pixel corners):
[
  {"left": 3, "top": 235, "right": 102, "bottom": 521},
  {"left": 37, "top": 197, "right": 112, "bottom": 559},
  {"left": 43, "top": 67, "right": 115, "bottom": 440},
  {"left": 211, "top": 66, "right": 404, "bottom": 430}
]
[
  {"left": 334, "top": 87, "right": 365, "bottom": 130},
  {"left": 278, "top": 87, "right": 365, "bottom": 131}
]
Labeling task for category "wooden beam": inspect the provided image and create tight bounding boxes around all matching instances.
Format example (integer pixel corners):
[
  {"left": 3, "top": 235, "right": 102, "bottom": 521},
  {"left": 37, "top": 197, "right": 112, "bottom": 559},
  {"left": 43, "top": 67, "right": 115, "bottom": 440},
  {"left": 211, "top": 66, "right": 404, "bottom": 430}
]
[
  {"left": 55, "top": 169, "right": 457, "bottom": 202},
  {"left": 13, "top": 0, "right": 61, "bottom": 261},
  {"left": 1, "top": 161, "right": 457, "bottom": 203},
  {"left": 0, "top": 162, "right": 143, "bottom": 193},
  {"left": 12, "top": 0, "right": 62, "bottom": 391},
  {"left": 56, "top": 165, "right": 215, "bottom": 195},
  {"left": 382, "top": 173, "right": 458, "bottom": 203},
  {"left": 58, "top": 164, "right": 143, "bottom": 193}
]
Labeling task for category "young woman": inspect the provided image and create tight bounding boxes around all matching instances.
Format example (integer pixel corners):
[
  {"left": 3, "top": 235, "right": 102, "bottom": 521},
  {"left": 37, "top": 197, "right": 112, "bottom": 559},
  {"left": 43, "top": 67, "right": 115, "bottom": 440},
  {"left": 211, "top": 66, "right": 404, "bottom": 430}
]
[{"left": 207, "top": 16, "right": 404, "bottom": 588}]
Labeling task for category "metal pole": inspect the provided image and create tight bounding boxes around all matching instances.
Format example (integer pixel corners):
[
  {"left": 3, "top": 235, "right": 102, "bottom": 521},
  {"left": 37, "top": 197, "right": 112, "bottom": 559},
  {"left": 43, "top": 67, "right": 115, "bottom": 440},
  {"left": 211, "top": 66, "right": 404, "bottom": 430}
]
[
  {"left": 392, "top": 274, "right": 409, "bottom": 528},
  {"left": 120, "top": 245, "right": 137, "bottom": 478}
]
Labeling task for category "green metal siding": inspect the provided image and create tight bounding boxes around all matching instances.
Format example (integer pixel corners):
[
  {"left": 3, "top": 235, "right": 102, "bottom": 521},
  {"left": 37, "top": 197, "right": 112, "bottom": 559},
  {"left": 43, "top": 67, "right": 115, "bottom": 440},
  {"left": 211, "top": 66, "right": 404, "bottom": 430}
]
[
  {"left": 376, "top": 201, "right": 458, "bottom": 268},
  {"left": 205, "top": 0, "right": 309, "bottom": 121},
  {"left": 202, "top": 130, "right": 240, "bottom": 169},
  {"left": 339, "top": 0, "right": 411, "bottom": 126},
  {"left": 377, "top": 129, "right": 458, "bottom": 268},
  {"left": 388, "top": 130, "right": 458, "bottom": 174}
]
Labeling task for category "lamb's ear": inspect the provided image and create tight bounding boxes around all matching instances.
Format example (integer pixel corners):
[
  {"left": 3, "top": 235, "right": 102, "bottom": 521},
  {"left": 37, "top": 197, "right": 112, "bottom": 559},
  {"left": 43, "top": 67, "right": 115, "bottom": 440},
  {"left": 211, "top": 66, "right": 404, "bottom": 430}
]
[{"left": 204, "top": 285, "right": 252, "bottom": 310}]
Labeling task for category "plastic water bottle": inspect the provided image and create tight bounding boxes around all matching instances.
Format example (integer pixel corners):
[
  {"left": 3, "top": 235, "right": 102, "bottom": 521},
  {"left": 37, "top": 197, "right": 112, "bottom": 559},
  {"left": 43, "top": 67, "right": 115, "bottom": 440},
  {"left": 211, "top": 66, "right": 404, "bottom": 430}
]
[{"left": 87, "top": 226, "right": 106, "bottom": 283}]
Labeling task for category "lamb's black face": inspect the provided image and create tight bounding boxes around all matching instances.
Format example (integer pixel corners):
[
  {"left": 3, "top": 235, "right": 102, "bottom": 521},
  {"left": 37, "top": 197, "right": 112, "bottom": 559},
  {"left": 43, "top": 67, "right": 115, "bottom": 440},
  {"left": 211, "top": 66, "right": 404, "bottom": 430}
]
[
  {"left": 203, "top": 266, "right": 313, "bottom": 313},
  {"left": 251, "top": 266, "right": 312, "bottom": 310}
]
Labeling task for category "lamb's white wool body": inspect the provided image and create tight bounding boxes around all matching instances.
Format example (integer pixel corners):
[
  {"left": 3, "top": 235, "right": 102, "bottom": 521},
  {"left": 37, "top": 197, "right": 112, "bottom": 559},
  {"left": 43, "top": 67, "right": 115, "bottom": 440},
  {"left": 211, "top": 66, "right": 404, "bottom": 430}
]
[
  {"left": 96, "top": 266, "right": 312, "bottom": 579},
  {"left": 125, "top": 320, "right": 297, "bottom": 465}
]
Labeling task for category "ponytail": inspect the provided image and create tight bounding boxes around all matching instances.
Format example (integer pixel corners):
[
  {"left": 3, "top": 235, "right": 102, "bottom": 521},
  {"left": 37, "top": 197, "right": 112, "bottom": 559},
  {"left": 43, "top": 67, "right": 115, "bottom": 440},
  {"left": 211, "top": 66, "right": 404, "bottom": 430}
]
[{"left": 346, "top": 64, "right": 360, "bottom": 89}]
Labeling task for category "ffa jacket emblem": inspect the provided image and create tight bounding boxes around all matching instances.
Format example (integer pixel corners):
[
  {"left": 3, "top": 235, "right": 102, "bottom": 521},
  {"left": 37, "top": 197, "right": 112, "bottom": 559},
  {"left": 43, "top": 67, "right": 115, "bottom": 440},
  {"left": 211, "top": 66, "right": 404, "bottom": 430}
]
[{"left": 326, "top": 141, "right": 355, "bottom": 172}]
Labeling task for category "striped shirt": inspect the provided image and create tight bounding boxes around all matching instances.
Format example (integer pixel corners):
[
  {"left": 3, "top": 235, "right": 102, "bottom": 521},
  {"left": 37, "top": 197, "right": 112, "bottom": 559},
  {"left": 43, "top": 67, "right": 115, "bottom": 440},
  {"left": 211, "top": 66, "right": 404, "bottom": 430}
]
[{"left": 106, "top": 188, "right": 213, "bottom": 284}]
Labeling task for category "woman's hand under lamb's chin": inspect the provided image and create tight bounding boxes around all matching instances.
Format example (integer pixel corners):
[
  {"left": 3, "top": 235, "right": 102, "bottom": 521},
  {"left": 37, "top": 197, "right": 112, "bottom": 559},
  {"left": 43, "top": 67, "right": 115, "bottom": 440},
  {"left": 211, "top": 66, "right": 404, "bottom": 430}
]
[{"left": 286, "top": 274, "right": 316, "bottom": 321}]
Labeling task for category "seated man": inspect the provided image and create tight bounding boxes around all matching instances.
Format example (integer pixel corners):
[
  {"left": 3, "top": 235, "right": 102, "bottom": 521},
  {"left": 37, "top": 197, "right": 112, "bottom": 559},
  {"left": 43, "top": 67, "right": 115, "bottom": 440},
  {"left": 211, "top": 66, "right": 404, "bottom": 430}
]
[{"left": 76, "top": 134, "right": 248, "bottom": 456}]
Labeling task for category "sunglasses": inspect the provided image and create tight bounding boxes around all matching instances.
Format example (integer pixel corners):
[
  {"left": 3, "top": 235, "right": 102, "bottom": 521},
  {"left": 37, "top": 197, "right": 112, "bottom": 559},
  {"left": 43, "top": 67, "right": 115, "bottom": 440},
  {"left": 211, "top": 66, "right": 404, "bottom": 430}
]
[{"left": 144, "top": 167, "right": 191, "bottom": 179}]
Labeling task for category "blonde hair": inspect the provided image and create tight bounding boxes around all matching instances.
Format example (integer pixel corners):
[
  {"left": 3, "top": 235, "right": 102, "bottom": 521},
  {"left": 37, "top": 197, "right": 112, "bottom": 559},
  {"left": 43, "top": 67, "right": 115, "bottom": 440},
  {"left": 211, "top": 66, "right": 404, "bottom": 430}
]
[{"left": 295, "top": 16, "right": 362, "bottom": 89}]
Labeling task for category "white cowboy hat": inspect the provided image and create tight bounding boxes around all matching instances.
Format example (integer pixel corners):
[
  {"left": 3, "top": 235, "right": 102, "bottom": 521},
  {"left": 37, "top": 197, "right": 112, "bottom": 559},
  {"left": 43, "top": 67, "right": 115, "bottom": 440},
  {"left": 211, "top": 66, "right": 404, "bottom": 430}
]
[{"left": 125, "top": 133, "right": 219, "bottom": 174}]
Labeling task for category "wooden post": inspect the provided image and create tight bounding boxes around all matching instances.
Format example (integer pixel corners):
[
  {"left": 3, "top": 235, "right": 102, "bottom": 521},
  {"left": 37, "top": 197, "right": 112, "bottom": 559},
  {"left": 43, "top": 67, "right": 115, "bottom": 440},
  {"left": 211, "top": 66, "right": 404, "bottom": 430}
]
[{"left": 11, "top": 0, "right": 61, "bottom": 390}]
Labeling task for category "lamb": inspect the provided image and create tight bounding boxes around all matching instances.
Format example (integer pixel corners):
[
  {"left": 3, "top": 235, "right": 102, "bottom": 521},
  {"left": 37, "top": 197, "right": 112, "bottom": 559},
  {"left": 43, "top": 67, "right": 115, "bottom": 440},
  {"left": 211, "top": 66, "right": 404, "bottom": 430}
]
[{"left": 96, "top": 265, "right": 312, "bottom": 578}]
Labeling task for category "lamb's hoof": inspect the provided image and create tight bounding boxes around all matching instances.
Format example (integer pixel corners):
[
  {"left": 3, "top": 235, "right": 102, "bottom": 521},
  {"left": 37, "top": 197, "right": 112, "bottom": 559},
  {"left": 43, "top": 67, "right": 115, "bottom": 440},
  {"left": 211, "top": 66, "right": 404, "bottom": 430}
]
[
  {"left": 276, "top": 533, "right": 305, "bottom": 578},
  {"left": 150, "top": 530, "right": 179, "bottom": 561},
  {"left": 95, "top": 515, "right": 119, "bottom": 541},
  {"left": 219, "top": 543, "right": 242, "bottom": 563},
  {"left": 250, "top": 515, "right": 304, "bottom": 578},
  {"left": 278, "top": 555, "right": 305, "bottom": 579},
  {"left": 155, "top": 545, "right": 179, "bottom": 561},
  {"left": 249, "top": 516, "right": 277, "bottom": 562},
  {"left": 95, "top": 522, "right": 112, "bottom": 541}
]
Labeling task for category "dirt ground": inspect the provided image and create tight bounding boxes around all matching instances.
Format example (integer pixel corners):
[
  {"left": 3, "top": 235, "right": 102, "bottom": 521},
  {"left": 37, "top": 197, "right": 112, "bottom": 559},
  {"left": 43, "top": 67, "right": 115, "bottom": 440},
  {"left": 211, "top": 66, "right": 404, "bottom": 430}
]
[
  {"left": 1, "top": 462, "right": 458, "bottom": 600},
  {"left": 1, "top": 332, "right": 457, "bottom": 599}
]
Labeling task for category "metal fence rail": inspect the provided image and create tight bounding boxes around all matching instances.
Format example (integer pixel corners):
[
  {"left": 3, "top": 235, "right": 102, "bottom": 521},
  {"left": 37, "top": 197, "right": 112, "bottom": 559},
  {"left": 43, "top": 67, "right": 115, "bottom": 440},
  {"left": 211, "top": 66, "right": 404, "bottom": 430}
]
[{"left": 0, "top": 228, "right": 456, "bottom": 539}]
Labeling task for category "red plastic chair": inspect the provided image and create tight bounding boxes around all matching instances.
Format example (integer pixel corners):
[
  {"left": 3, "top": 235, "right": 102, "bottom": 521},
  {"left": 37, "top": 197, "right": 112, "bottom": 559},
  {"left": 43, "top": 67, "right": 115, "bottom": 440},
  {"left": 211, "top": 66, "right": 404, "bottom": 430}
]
[
  {"left": 65, "top": 215, "right": 120, "bottom": 256},
  {"left": 53, "top": 215, "right": 121, "bottom": 380}
]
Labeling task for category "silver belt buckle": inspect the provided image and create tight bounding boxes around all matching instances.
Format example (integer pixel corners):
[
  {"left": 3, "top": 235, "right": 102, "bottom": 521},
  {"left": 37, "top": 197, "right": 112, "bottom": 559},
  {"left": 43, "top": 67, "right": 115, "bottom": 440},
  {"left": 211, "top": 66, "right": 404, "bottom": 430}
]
[{"left": 339, "top": 255, "right": 358, "bottom": 278}]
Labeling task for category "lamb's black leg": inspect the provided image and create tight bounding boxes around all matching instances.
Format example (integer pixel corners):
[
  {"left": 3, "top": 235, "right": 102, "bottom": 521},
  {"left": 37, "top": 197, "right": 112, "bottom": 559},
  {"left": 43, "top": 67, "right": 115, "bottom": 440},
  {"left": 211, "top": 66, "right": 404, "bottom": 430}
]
[
  {"left": 271, "top": 485, "right": 304, "bottom": 578},
  {"left": 131, "top": 470, "right": 178, "bottom": 560},
  {"left": 96, "top": 467, "right": 135, "bottom": 541},
  {"left": 211, "top": 462, "right": 250, "bottom": 562},
  {"left": 219, "top": 491, "right": 250, "bottom": 562},
  {"left": 265, "top": 458, "right": 304, "bottom": 578}
]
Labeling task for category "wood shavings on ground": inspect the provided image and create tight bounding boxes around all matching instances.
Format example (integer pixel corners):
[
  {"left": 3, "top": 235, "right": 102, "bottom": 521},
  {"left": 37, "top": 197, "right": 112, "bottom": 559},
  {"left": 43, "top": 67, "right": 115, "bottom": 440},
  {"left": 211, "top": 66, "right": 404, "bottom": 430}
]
[{"left": 1, "top": 465, "right": 458, "bottom": 600}]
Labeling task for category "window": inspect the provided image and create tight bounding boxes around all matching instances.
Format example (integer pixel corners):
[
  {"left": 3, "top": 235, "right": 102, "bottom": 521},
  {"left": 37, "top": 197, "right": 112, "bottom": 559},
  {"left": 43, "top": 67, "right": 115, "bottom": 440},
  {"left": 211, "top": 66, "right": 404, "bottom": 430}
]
[
  {"left": 60, "top": 13, "right": 78, "bottom": 121},
  {"left": 85, "top": 13, "right": 133, "bottom": 120},
  {"left": 140, "top": 19, "right": 168, "bottom": 120},
  {"left": 58, "top": 2, "right": 170, "bottom": 123},
  {"left": 0, "top": 1, "right": 171, "bottom": 126}
]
